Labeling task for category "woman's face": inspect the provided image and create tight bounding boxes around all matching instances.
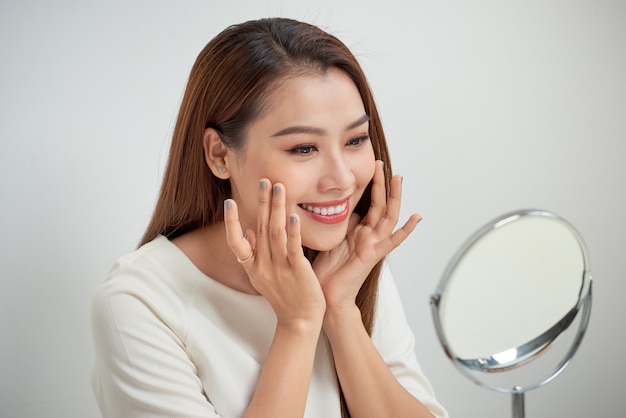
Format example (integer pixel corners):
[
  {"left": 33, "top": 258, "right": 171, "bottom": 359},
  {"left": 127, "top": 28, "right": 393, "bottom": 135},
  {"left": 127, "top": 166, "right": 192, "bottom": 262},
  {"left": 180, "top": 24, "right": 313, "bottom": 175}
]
[{"left": 224, "top": 68, "right": 376, "bottom": 251}]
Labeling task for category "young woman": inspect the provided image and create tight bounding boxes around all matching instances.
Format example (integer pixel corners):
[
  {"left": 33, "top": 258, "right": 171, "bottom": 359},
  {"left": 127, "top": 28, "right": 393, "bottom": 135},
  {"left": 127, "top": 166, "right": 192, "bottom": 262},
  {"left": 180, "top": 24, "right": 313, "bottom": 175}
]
[{"left": 91, "top": 17, "right": 447, "bottom": 418}]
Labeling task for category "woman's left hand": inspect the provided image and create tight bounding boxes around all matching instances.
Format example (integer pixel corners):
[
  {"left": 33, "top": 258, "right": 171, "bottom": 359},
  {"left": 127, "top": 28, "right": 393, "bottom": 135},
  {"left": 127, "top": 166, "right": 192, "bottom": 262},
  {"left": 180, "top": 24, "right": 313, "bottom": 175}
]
[{"left": 312, "top": 160, "right": 421, "bottom": 310}]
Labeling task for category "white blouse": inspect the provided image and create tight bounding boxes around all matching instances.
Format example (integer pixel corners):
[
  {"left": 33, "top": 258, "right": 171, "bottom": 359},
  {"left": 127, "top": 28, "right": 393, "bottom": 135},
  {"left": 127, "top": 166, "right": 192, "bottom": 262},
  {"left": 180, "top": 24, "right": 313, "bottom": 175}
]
[{"left": 91, "top": 235, "right": 447, "bottom": 417}]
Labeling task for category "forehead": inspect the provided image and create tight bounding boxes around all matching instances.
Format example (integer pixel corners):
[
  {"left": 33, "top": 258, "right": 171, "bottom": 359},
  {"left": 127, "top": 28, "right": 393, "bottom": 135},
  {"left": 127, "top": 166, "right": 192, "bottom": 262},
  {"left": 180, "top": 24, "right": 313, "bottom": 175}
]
[{"left": 252, "top": 68, "right": 366, "bottom": 132}]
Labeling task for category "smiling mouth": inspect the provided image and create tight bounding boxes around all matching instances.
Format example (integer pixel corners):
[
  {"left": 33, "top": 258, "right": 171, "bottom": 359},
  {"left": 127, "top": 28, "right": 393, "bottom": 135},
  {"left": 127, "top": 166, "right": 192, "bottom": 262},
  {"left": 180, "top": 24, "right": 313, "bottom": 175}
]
[
  {"left": 297, "top": 198, "right": 351, "bottom": 224},
  {"left": 298, "top": 201, "right": 348, "bottom": 216}
]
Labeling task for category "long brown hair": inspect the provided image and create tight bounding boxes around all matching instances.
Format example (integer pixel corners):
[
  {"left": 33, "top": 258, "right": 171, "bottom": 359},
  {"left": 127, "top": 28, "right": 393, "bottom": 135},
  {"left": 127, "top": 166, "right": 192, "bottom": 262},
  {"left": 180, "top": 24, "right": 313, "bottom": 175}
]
[{"left": 141, "top": 18, "right": 393, "bottom": 416}]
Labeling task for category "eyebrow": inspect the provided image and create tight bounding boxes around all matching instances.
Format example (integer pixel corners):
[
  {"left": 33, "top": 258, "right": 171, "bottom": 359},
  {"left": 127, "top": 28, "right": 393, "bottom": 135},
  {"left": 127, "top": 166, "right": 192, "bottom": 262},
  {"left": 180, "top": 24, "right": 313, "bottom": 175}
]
[{"left": 270, "top": 114, "right": 370, "bottom": 137}]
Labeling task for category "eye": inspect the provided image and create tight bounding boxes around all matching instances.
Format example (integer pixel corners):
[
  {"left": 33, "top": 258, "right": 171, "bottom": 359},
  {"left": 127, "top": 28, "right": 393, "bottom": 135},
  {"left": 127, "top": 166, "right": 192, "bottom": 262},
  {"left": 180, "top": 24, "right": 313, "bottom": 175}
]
[
  {"left": 346, "top": 134, "right": 370, "bottom": 147},
  {"left": 287, "top": 144, "right": 318, "bottom": 155}
]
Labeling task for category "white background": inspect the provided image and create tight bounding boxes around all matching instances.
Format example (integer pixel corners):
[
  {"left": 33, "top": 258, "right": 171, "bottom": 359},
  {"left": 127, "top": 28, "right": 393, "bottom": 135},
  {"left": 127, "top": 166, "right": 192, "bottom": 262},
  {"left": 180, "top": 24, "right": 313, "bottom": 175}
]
[{"left": 1, "top": 1, "right": 624, "bottom": 417}]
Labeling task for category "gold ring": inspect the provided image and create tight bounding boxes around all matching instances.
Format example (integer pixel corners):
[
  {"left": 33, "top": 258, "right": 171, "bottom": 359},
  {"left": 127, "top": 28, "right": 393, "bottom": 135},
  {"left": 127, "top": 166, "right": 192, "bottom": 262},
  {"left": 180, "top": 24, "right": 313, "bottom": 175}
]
[{"left": 237, "top": 251, "right": 254, "bottom": 264}]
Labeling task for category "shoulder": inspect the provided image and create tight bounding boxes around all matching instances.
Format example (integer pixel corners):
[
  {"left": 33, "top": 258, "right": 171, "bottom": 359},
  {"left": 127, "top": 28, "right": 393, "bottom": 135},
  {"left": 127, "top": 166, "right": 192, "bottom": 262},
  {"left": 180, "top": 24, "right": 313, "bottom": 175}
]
[
  {"left": 372, "top": 263, "right": 450, "bottom": 418},
  {"left": 374, "top": 264, "right": 410, "bottom": 326},
  {"left": 90, "top": 236, "right": 221, "bottom": 417},
  {"left": 96, "top": 235, "right": 199, "bottom": 296},
  {"left": 372, "top": 263, "right": 412, "bottom": 350},
  {"left": 91, "top": 236, "right": 202, "bottom": 340}
]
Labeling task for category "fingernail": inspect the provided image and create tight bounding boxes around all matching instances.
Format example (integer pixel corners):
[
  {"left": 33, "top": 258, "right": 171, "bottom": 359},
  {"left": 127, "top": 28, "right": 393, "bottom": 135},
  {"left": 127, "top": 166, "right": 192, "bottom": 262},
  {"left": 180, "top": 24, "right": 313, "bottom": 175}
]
[
  {"left": 380, "top": 161, "right": 384, "bottom": 169},
  {"left": 224, "top": 200, "right": 232, "bottom": 210},
  {"left": 401, "top": 176, "right": 404, "bottom": 184},
  {"left": 273, "top": 185, "right": 280, "bottom": 195},
  {"left": 243, "top": 231, "right": 248, "bottom": 239},
  {"left": 290, "top": 215, "right": 297, "bottom": 224},
  {"left": 259, "top": 180, "right": 267, "bottom": 190}
]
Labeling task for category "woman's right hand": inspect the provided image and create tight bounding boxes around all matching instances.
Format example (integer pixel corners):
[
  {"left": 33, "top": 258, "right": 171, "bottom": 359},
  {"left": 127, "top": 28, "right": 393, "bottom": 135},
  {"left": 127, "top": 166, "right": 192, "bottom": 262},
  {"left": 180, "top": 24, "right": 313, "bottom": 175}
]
[
  {"left": 223, "top": 179, "right": 326, "bottom": 330},
  {"left": 225, "top": 180, "right": 327, "bottom": 418}
]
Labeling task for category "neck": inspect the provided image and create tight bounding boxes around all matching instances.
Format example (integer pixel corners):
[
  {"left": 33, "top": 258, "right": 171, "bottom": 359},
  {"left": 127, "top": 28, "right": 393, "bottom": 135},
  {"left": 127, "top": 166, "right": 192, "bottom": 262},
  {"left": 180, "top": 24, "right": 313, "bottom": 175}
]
[{"left": 172, "top": 222, "right": 259, "bottom": 295}]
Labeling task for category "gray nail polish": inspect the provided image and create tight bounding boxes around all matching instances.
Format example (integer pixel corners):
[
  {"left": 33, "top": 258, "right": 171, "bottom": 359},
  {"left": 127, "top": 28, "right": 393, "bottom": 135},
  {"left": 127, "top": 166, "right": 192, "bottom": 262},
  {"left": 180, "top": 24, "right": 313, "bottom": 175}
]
[
  {"left": 260, "top": 180, "right": 267, "bottom": 190},
  {"left": 290, "top": 215, "right": 297, "bottom": 224},
  {"left": 224, "top": 200, "right": 232, "bottom": 210},
  {"left": 273, "top": 185, "right": 280, "bottom": 195}
]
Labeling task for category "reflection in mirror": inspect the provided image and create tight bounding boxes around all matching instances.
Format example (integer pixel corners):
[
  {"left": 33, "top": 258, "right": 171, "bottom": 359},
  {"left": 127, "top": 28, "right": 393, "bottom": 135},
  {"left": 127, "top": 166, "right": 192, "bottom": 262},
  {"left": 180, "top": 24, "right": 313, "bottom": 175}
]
[{"left": 431, "top": 209, "right": 592, "bottom": 418}]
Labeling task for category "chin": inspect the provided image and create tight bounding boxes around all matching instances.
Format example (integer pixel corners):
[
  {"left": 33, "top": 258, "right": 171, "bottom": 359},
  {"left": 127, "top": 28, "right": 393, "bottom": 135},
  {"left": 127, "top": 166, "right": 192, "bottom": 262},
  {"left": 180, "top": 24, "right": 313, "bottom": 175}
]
[{"left": 302, "top": 234, "right": 346, "bottom": 252}]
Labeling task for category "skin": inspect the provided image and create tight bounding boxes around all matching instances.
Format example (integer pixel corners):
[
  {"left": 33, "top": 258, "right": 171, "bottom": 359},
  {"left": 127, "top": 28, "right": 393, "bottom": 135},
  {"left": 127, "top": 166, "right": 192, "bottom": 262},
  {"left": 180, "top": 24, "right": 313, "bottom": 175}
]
[{"left": 174, "top": 68, "right": 432, "bottom": 417}]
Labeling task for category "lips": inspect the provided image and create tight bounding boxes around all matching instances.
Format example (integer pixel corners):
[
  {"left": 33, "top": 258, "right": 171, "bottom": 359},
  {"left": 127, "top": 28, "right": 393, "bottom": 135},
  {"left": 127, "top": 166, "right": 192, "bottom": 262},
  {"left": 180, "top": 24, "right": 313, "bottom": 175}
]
[{"left": 298, "top": 197, "right": 351, "bottom": 224}]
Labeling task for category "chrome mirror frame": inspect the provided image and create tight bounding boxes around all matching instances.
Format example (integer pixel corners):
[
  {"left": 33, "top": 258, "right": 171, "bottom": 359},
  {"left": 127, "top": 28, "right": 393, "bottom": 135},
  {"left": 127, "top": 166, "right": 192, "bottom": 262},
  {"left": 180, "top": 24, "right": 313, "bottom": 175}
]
[{"left": 430, "top": 209, "right": 593, "bottom": 418}]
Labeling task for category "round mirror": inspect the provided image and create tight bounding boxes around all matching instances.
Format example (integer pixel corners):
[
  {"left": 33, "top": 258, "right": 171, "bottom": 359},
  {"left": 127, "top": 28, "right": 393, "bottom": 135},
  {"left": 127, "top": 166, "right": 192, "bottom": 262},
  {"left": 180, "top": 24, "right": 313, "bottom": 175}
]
[{"left": 430, "top": 209, "right": 592, "bottom": 418}]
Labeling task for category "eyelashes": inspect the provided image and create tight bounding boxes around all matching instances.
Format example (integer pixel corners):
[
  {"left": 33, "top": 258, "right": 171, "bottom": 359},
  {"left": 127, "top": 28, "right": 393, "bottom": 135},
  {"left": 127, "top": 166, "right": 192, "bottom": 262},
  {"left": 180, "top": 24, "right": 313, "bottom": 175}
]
[
  {"left": 286, "top": 134, "right": 371, "bottom": 156},
  {"left": 288, "top": 144, "right": 317, "bottom": 155},
  {"left": 346, "top": 134, "right": 371, "bottom": 147}
]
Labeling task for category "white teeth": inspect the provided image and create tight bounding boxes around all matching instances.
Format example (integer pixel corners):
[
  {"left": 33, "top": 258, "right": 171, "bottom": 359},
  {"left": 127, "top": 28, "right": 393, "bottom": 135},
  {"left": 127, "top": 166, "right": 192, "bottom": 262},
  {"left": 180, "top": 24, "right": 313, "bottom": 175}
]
[{"left": 301, "top": 202, "right": 347, "bottom": 216}]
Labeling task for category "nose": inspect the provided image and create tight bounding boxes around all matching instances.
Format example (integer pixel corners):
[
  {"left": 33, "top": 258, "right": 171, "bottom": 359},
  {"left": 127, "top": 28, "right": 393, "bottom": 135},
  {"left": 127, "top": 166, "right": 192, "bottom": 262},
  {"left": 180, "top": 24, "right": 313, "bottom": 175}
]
[{"left": 317, "top": 152, "right": 355, "bottom": 193}]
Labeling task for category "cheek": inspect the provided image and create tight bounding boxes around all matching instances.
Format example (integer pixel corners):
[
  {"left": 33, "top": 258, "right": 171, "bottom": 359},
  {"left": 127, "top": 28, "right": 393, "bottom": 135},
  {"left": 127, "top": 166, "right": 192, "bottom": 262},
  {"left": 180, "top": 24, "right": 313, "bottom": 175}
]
[
  {"left": 265, "top": 166, "right": 307, "bottom": 198},
  {"left": 357, "top": 155, "right": 376, "bottom": 187},
  {"left": 348, "top": 157, "right": 376, "bottom": 209}
]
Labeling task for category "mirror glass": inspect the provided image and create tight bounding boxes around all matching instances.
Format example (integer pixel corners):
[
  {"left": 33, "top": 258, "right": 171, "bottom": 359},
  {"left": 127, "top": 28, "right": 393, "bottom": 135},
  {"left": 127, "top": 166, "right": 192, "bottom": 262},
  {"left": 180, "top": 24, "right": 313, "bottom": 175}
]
[{"left": 431, "top": 209, "right": 592, "bottom": 396}]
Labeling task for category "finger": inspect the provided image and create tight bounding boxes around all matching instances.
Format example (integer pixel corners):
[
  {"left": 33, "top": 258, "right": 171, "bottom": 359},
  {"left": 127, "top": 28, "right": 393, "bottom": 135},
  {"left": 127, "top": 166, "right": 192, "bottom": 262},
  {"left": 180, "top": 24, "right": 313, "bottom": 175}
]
[
  {"left": 286, "top": 214, "right": 304, "bottom": 263},
  {"left": 256, "top": 178, "right": 272, "bottom": 258},
  {"left": 374, "top": 174, "right": 403, "bottom": 235},
  {"left": 364, "top": 160, "right": 386, "bottom": 227},
  {"left": 381, "top": 213, "right": 422, "bottom": 254},
  {"left": 269, "top": 183, "right": 288, "bottom": 259},
  {"left": 223, "top": 199, "right": 253, "bottom": 260}
]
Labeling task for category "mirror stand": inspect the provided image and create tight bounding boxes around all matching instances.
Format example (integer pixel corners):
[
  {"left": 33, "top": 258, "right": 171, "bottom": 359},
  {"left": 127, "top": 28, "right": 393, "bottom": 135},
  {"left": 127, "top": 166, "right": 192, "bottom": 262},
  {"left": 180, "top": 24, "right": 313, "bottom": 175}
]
[{"left": 512, "top": 388, "right": 524, "bottom": 418}]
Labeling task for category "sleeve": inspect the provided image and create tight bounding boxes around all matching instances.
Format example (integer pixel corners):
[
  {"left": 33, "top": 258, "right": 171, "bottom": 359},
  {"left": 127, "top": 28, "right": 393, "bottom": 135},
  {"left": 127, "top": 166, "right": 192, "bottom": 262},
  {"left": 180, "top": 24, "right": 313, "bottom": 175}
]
[
  {"left": 90, "top": 266, "right": 220, "bottom": 418},
  {"left": 371, "top": 264, "right": 449, "bottom": 418}
]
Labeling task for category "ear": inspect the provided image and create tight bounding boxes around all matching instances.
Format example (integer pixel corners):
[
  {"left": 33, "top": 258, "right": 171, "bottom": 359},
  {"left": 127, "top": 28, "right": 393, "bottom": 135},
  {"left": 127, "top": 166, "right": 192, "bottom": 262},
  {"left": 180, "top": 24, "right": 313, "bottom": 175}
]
[{"left": 203, "top": 128, "right": 230, "bottom": 179}]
